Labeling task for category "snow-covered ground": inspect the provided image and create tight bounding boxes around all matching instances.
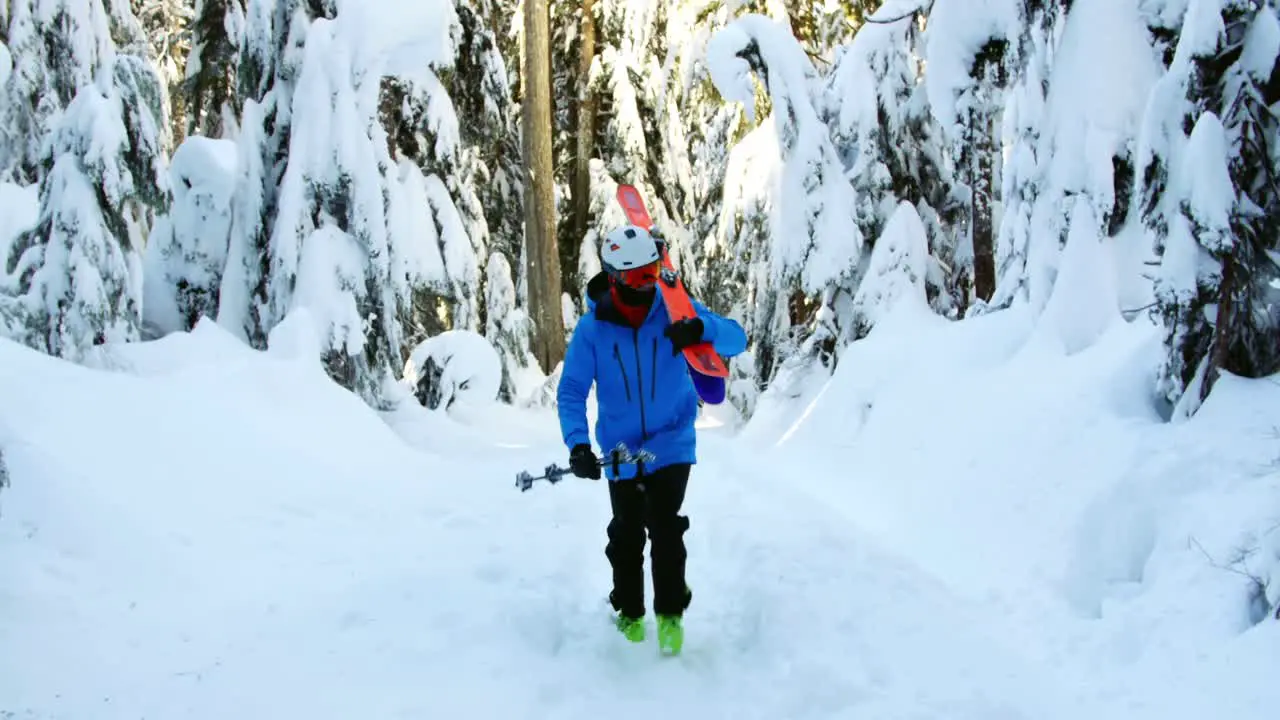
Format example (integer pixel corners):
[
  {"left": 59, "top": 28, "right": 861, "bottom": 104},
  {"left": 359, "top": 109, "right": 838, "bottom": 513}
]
[{"left": 2, "top": 307, "right": 1278, "bottom": 719}]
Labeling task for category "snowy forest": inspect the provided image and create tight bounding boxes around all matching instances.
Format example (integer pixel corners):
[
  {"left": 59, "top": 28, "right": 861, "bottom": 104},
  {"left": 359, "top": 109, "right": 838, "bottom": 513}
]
[
  {"left": 4, "top": 1, "right": 1280, "bottom": 713},
  {"left": 1, "top": 0, "right": 1278, "bottom": 420}
]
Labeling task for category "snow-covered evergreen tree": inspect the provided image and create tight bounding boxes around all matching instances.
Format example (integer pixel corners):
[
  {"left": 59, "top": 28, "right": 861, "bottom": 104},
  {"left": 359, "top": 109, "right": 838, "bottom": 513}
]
[
  {"left": 205, "top": 0, "right": 531, "bottom": 406},
  {"left": 1141, "top": 0, "right": 1193, "bottom": 66},
  {"left": 131, "top": 0, "right": 192, "bottom": 147},
  {"left": 1150, "top": 0, "right": 1280, "bottom": 416},
  {"left": 559, "top": 0, "right": 721, "bottom": 306},
  {"left": 921, "top": 0, "right": 1021, "bottom": 310},
  {"left": 821, "top": 6, "right": 963, "bottom": 318},
  {"left": 1140, "top": 0, "right": 1215, "bottom": 406},
  {"left": 1212, "top": 1, "right": 1280, "bottom": 387},
  {"left": 848, "top": 200, "right": 932, "bottom": 338},
  {"left": 1, "top": 0, "right": 117, "bottom": 184},
  {"left": 484, "top": 251, "right": 541, "bottom": 403},
  {"left": 665, "top": 0, "right": 762, "bottom": 303},
  {"left": 786, "top": 0, "right": 874, "bottom": 61},
  {"left": 264, "top": 11, "right": 446, "bottom": 406},
  {"left": 449, "top": 0, "right": 523, "bottom": 268},
  {"left": 185, "top": 0, "right": 245, "bottom": 138},
  {"left": 377, "top": 8, "right": 484, "bottom": 346},
  {"left": 1039, "top": 196, "right": 1122, "bottom": 354},
  {"left": 706, "top": 13, "right": 863, "bottom": 386},
  {"left": 1, "top": 0, "right": 169, "bottom": 360},
  {"left": 587, "top": 0, "right": 696, "bottom": 271},
  {"left": 141, "top": 135, "right": 236, "bottom": 335},
  {"left": 1136, "top": 0, "right": 1197, "bottom": 261},
  {"left": 677, "top": 6, "right": 807, "bottom": 248},
  {"left": 438, "top": 0, "right": 527, "bottom": 347},
  {"left": 104, "top": 0, "right": 148, "bottom": 51},
  {"left": 1154, "top": 113, "right": 1232, "bottom": 412},
  {"left": 990, "top": 0, "right": 1160, "bottom": 324},
  {"left": 219, "top": 0, "right": 336, "bottom": 348},
  {"left": 989, "top": 0, "right": 1070, "bottom": 310},
  {"left": 0, "top": 13, "right": 12, "bottom": 140}
]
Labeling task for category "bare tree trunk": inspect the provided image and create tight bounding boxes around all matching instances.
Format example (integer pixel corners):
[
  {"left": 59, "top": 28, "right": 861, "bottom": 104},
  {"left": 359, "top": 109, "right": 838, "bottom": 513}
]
[
  {"left": 971, "top": 102, "right": 996, "bottom": 303},
  {"left": 522, "top": 0, "right": 566, "bottom": 371},
  {"left": 567, "top": 0, "right": 597, "bottom": 297},
  {"left": 969, "top": 42, "right": 1006, "bottom": 304},
  {"left": 1203, "top": 251, "right": 1239, "bottom": 402}
]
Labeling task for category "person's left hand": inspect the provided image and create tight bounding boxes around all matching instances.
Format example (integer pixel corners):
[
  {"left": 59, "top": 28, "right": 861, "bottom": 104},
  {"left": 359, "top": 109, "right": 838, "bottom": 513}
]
[
  {"left": 569, "top": 444, "right": 601, "bottom": 480},
  {"left": 664, "top": 317, "right": 704, "bottom": 355}
]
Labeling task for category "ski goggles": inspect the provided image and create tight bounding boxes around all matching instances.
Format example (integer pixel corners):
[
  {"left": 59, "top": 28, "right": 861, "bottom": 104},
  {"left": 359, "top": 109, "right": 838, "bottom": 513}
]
[{"left": 610, "top": 261, "right": 660, "bottom": 289}]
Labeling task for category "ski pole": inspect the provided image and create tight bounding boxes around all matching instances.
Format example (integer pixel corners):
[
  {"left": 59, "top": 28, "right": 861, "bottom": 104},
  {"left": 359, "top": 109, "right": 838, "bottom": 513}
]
[{"left": 515, "top": 444, "right": 656, "bottom": 492}]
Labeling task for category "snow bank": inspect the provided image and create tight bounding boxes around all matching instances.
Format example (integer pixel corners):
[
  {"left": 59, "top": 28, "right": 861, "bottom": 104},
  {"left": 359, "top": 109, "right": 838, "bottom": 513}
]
[
  {"left": 402, "top": 330, "right": 502, "bottom": 411},
  {"left": 87, "top": 315, "right": 262, "bottom": 376},
  {"left": 1063, "top": 373, "right": 1280, "bottom": 720},
  {"left": 3, "top": 276, "right": 1276, "bottom": 720},
  {"left": 0, "top": 325, "right": 454, "bottom": 715},
  {"left": 0, "top": 320, "right": 1067, "bottom": 719},
  {"left": 738, "top": 300, "right": 1280, "bottom": 719}
]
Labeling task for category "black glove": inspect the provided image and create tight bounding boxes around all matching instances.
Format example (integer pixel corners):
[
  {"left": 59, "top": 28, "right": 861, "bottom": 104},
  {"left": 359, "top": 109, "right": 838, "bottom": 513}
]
[
  {"left": 664, "top": 317, "right": 704, "bottom": 355},
  {"left": 569, "top": 443, "right": 600, "bottom": 480}
]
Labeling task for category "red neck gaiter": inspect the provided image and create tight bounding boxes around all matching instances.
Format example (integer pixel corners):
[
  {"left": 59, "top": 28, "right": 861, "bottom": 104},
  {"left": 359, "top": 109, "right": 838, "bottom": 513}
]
[{"left": 610, "top": 284, "right": 651, "bottom": 328}]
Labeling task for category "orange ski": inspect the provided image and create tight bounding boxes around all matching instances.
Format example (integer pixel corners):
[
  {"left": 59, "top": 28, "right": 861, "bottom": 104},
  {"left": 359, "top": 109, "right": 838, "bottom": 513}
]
[{"left": 616, "top": 184, "right": 729, "bottom": 379}]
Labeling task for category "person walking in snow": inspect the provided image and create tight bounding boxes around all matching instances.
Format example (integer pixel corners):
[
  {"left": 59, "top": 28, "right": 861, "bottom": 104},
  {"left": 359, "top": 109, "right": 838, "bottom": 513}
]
[{"left": 556, "top": 224, "right": 748, "bottom": 654}]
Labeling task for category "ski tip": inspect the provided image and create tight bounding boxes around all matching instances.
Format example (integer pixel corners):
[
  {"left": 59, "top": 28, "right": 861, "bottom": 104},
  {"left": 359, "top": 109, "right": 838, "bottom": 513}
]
[
  {"left": 615, "top": 184, "right": 654, "bottom": 229},
  {"left": 692, "top": 371, "right": 727, "bottom": 404}
]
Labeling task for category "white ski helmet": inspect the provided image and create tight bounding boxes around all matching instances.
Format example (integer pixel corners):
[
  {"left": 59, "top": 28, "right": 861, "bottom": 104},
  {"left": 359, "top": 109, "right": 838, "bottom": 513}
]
[
  {"left": 601, "top": 225, "right": 660, "bottom": 270},
  {"left": 601, "top": 225, "right": 661, "bottom": 283}
]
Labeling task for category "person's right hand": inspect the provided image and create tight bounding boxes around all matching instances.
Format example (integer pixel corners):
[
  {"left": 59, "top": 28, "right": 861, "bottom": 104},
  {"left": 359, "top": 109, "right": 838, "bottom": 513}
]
[{"left": 569, "top": 444, "right": 600, "bottom": 479}]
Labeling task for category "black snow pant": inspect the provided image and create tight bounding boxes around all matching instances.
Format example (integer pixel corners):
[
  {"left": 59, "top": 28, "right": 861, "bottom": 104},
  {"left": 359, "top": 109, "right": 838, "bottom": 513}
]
[{"left": 606, "top": 463, "right": 693, "bottom": 619}]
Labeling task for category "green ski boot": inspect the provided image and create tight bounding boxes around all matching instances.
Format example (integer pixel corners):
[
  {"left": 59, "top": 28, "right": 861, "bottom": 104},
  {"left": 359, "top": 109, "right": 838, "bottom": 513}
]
[
  {"left": 656, "top": 614, "right": 683, "bottom": 655},
  {"left": 614, "top": 613, "right": 645, "bottom": 643}
]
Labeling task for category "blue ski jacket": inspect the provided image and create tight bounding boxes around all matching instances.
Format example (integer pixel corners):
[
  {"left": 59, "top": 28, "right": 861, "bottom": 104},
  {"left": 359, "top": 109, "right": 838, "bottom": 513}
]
[{"left": 557, "top": 272, "right": 748, "bottom": 481}]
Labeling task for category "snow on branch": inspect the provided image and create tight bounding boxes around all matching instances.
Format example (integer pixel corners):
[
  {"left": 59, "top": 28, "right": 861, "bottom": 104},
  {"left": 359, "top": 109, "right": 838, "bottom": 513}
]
[
  {"left": 866, "top": 0, "right": 932, "bottom": 25},
  {"left": 706, "top": 13, "right": 862, "bottom": 295},
  {"left": 924, "top": 0, "right": 1019, "bottom": 133},
  {"left": 849, "top": 201, "right": 932, "bottom": 339},
  {"left": 0, "top": 40, "right": 11, "bottom": 88}
]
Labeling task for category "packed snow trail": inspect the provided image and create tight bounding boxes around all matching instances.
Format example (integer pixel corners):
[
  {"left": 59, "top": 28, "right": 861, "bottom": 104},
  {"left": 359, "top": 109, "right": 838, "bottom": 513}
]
[{"left": 0, "top": 326, "right": 1074, "bottom": 719}]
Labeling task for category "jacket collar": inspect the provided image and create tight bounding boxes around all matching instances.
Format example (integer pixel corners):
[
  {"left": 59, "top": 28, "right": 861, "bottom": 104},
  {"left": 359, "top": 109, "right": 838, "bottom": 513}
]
[{"left": 585, "top": 271, "right": 662, "bottom": 328}]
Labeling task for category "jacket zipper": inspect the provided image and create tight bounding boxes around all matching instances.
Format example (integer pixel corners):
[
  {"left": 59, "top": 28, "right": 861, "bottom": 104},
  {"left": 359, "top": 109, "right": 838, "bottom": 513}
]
[
  {"left": 633, "top": 329, "right": 648, "bottom": 442},
  {"left": 612, "top": 344, "right": 632, "bottom": 401},
  {"left": 650, "top": 338, "right": 657, "bottom": 402}
]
